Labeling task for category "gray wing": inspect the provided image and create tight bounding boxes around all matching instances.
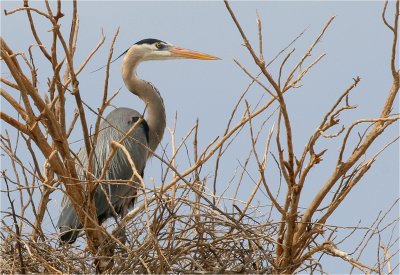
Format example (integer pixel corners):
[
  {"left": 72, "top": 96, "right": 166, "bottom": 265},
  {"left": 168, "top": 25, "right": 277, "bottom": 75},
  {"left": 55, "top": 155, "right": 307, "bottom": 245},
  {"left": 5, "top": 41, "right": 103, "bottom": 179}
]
[{"left": 57, "top": 108, "right": 149, "bottom": 243}]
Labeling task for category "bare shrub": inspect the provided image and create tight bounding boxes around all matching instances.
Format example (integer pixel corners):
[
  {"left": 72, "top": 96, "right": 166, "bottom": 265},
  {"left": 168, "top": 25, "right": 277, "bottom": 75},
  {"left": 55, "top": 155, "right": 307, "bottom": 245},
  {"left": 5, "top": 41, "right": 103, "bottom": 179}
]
[{"left": 1, "top": 0, "right": 398, "bottom": 273}]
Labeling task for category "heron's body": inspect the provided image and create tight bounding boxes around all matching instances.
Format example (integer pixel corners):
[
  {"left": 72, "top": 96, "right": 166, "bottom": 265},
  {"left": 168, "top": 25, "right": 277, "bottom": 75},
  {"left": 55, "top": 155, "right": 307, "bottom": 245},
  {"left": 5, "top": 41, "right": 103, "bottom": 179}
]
[
  {"left": 57, "top": 38, "right": 218, "bottom": 243},
  {"left": 58, "top": 108, "right": 149, "bottom": 243}
]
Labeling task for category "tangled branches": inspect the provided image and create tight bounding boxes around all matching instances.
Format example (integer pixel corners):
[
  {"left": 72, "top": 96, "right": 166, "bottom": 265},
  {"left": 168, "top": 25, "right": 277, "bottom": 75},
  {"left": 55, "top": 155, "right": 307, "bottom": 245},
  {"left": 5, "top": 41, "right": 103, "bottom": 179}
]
[{"left": 1, "top": 0, "right": 399, "bottom": 273}]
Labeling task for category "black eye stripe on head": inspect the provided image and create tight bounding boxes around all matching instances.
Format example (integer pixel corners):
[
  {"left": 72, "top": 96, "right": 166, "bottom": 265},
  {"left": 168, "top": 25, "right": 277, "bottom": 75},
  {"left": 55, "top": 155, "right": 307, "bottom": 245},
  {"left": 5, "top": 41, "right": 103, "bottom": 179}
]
[
  {"left": 135, "top": 38, "right": 166, "bottom": 45},
  {"left": 91, "top": 38, "right": 167, "bottom": 73}
]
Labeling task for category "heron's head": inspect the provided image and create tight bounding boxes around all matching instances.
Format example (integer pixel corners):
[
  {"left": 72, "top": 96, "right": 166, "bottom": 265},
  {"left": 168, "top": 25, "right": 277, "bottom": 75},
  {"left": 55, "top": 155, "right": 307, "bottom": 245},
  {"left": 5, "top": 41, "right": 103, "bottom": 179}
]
[{"left": 128, "top": 38, "right": 220, "bottom": 61}]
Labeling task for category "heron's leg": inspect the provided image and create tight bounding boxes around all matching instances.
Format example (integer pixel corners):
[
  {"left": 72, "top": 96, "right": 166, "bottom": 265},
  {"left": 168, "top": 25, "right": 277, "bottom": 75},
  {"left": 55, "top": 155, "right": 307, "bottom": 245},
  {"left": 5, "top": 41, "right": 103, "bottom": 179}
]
[
  {"left": 114, "top": 194, "right": 136, "bottom": 247},
  {"left": 111, "top": 204, "right": 128, "bottom": 245},
  {"left": 113, "top": 225, "right": 127, "bottom": 245},
  {"left": 112, "top": 214, "right": 120, "bottom": 224}
]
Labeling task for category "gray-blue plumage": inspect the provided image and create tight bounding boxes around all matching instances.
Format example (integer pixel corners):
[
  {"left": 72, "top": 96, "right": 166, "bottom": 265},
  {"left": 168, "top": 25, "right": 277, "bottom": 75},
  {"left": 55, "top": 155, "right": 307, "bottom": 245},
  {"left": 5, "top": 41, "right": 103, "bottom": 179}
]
[
  {"left": 56, "top": 38, "right": 218, "bottom": 244},
  {"left": 57, "top": 108, "right": 149, "bottom": 243}
]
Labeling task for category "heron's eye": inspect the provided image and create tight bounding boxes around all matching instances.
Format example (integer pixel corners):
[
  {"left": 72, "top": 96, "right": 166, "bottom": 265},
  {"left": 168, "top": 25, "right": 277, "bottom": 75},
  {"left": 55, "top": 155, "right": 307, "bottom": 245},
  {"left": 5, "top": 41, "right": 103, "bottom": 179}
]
[{"left": 155, "top": 42, "right": 162, "bottom": 49}]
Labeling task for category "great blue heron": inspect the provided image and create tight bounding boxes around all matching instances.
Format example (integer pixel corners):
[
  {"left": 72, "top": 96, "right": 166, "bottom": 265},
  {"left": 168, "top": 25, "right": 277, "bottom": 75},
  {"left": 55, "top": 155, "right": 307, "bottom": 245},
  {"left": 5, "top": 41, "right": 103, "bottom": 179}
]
[{"left": 57, "top": 38, "right": 219, "bottom": 243}]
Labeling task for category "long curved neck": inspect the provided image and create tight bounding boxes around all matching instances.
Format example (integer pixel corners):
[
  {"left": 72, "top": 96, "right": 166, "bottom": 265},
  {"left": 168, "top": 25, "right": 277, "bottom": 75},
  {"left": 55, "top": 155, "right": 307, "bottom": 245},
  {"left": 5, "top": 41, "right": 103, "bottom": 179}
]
[{"left": 121, "top": 49, "right": 166, "bottom": 154}]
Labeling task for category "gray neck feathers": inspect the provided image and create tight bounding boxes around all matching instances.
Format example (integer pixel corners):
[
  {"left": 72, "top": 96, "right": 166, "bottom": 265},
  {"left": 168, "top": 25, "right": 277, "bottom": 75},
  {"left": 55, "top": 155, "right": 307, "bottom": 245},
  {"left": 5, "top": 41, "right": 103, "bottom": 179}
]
[{"left": 121, "top": 48, "right": 166, "bottom": 154}]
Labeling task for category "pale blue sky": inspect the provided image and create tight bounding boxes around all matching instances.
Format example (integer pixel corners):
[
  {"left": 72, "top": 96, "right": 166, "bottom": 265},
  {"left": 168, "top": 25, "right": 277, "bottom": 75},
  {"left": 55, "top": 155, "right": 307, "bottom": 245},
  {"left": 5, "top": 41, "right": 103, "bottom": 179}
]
[{"left": 1, "top": 1, "right": 399, "bottom": 273}]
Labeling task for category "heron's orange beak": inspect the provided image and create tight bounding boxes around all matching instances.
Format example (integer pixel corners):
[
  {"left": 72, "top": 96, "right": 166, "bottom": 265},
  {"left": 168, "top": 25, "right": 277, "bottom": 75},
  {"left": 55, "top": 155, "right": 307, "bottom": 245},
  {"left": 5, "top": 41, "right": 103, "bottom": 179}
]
[{"left": 170, "top": 47, "right": 220, "bottom": 60}]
